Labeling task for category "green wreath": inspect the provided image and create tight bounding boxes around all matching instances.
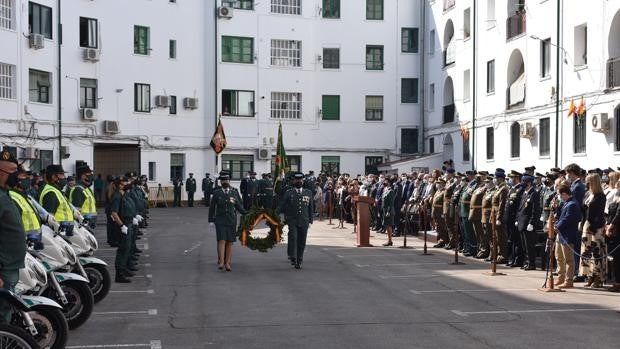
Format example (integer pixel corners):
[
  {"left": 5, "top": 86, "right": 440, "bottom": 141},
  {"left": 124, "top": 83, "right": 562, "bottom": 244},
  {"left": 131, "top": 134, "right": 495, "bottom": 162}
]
[{"left": 237, "top": 207, "right": 283, "bottom": 253}]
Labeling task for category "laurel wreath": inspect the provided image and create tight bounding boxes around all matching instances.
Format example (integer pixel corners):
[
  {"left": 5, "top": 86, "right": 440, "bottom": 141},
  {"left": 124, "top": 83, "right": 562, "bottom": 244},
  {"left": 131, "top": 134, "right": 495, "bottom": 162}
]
[{"left": 237, "top": 207, "right": 283, "bottom": 253}]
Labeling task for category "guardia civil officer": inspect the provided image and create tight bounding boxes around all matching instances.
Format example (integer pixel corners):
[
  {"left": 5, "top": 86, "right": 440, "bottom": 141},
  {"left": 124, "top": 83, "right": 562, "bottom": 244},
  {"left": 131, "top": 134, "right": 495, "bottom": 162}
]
[
  {"left": 202, "top": 173, "right": 214, "bottom": 206},
  {"left": 186, "top": 173, "right": 197, "bottom": 207},
  {"left": 40, "top": 164, "right": 83, "bottom": 236},
  {"left": 0, "top": 150, "right": 27, "bottom": 323},
  {"left": 277, "top": 172, "right": 314, "bottom": 269},
  {"left": 69, "top": 164, "right": 98, "bottom": 229},
  {"left": 208, "top": 172, "right": 246, "bottom": 272},
  {"left": 108, "top": 176, "right": 137, "bottom": 283},
  {"left": 172, "top": 175, "right": 183, "bottom": 207}
]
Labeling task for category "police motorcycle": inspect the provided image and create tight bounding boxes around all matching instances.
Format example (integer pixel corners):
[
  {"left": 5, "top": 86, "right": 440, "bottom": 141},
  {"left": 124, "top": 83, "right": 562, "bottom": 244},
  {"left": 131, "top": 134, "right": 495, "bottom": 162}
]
[
  {"left": 22, "top": 225, "right": 94, "bottom": 330},
  {"left": 0, "top": 321, "right": 40, "bottom": 349}
]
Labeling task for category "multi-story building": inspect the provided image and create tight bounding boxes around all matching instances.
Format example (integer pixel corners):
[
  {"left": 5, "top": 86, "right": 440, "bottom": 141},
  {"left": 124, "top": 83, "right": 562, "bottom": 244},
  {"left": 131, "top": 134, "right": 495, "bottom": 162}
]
[
  {"left": 386, "top": 0, "right": 620, "bottom": 173},
  {"left": 0, "top": 0, "right": 215, "bottom": 192},
  {"left": 216, "top": 0, "right": 424, "bottom": 178}
]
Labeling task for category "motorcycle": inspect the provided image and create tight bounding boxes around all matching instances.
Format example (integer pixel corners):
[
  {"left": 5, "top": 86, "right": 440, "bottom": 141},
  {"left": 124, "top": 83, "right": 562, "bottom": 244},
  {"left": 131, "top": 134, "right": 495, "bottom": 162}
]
[
  {"left": 0, "top": 323, "right": 40, "bottom": 349},
  {"left": 64, "top": 222, "right": 111, "bottom": 303},
  {"left": 15, "top": 253, "right": 68, "bottom": 349}
]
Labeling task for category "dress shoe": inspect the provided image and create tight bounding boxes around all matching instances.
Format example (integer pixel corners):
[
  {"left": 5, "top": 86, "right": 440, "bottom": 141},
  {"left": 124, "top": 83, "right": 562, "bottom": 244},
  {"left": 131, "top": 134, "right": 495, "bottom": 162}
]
[
  {"left": 382, "top": 241, "right": 393, "bottom": 247},
  {"left": 496, "top": 258, "right": 507, "bottom": 264},
  {"left": 124, "top": 270, "right": 136, "bottom": 277},
  {"left": 573, "top": 275, "right": 586, "bottom": 283},
  {"left": 225, "top": 264, "right": 232, "bottom": 272},
  {"left": 523, "top": 265, "right": 536, "bottom": 271},
  {"left": 218, "top": 264, "right": 224, "bottom": 270},
  {"left": 558, "top": 282, "right": 574, "bottom": 289},
  {"left": 433, "top": 242, "right": 446, "bottom": 248},
  {"left": 290, "top": 258, "right": 296, "bottom": 266},
  {"left": 128, "top": 266, "right": 139, "bottom": 272},
  {"left": 484, "top": 257, "right": 493, "bottom": 262},
  {"left": 444, "top": 244, "right": 455, "bottom": 250},
  {"left": 294, "top": 262, "right": 302, "bottom": 269},
  {"left": 115, "top": 273, "right": 131, "bottom": 283}
]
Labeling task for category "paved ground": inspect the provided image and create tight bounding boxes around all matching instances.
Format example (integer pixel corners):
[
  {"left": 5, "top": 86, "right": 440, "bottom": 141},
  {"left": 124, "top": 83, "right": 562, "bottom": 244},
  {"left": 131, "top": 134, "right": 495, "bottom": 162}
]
[{"left": 67, "top": 208, "right": 620, "bottom": 349}]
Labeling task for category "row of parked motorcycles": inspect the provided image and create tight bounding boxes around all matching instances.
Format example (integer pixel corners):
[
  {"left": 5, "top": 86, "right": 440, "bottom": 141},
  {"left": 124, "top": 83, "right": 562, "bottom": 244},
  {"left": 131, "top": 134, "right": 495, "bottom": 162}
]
[{"left": 1, "top": 220, "right": 110, "bottom": 349}]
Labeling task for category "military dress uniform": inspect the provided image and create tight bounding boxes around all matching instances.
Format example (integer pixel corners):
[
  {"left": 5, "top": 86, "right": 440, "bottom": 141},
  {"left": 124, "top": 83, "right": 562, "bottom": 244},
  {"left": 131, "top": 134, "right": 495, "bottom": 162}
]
[
  {"left": 460, "top": 177, "right": 479, "bottom": 256},
  {"left": 240, "top": 173, "right": 259, "bottom": 210},
  {"left": 432, "top": 182, "right": 448, "bottom": 246},
  {"left": 516, "top": 181, "right": 541, "bottom": 270},
  {"left": 491, "top": 178, "right": 510, "bottom": 263},
  {"left": 469, "top": 181, "right": 487, "bottom": 258},
  {"left": 208, "top": 185, "right": 246, "bottom": 242},
  {"left": 480, "top": 181, "right": 496, "bottom": 259},
  {"left": 443, "top": 175, "right": 458, "bottom": 249},
  {"left": 505, "top": 179, "right": 525, "bottom": 266},
  {"left": 109, "top": 184, "right": 138, "bottom": 282},
  {"left": 202, "top": 174, "right": 214, "bottom": 206},
  {"left": 186, "top": 175, "right": 197, "bottom": 207},
  {"left": 172, "top": 177, "right": 183, "bottom": 207},
  {"left": 277, "top": 173, "right": 314, "bottom": 269}
]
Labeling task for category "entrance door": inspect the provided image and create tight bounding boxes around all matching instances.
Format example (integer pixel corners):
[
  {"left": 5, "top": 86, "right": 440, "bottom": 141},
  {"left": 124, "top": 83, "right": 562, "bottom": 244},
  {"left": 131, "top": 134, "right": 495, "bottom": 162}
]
[{"left": 93, "top": 143, "right": 140, "bottom": 181}]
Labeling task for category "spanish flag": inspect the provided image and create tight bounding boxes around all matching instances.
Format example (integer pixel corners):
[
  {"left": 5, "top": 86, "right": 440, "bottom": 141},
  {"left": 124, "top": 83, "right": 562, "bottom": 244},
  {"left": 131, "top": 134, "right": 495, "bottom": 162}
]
[
  {"left": 210, "top": 119, "right": 227, "bottom": 155},
  {"left": 567, "top": 99, "right": 576, "bottom": 117},
  {"left": 577, "top": 97, "right": 586, "bottom": 117}
]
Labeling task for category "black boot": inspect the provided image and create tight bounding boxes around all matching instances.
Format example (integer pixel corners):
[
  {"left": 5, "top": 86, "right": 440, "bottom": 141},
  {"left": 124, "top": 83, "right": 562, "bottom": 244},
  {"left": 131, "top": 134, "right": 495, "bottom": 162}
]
[{"left": 115, "top": 270, "right": 131, "bottom": 283}]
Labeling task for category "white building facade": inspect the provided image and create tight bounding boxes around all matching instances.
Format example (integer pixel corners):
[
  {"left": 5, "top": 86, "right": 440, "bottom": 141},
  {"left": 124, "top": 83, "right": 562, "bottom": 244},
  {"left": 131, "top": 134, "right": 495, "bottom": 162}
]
[{"left": 0, "top": 0, "right": 215, "bottom": 191}]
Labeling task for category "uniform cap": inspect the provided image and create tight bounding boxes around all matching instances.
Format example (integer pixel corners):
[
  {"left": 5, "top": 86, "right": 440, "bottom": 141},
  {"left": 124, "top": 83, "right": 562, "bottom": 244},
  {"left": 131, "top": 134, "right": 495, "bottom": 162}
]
[
  {"left": 525, "top": 166, "right": 536, "bottom": 171},
  {"left": 0, "top": 150, "right": 17, "bottom": 165},
  {"left": 465, "top": 170, "right": 477, "bottom": 176},
  {"left": 125, "top": 171, "right": 137, "bottom": 178},
  {"left": 46, "top": 164, "right": 66, "bottom": 174},
  {"left": 76, "top": 164, "right": 93, "bottom": 177},
  {"left": 522, "top": 175, "right": 534, "bottom": 183},
  {"left": 508, "top": 170, "right": 522, "bottom": 177},
  {"left": 535, "top": 172, "right": 544, "bottom": 178},
  {"left": 218, "top": 171, "right": 230, "bottom": 180},
  {"left": 494, "top": 169, "right": 506, "bottom": 178},
  {"left": 293, "top": 172, "right": 304, "bottom": 179}
]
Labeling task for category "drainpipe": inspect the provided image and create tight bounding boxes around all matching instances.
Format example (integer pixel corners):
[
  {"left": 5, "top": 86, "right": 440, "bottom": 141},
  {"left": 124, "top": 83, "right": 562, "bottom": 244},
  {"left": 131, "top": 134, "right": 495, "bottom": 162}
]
[
  {"left": 214, "top": 1, "right": 219, "bottom": 170},
  {"left": 471, "top": 0, "right": 477, "bottom": 171},
  {"left": 419, "top": 0, "right": 426, "bottom": 154},
  {"left": 57, "top": 0, "right": 63, "bottom": 163},
  {"left": 554, "top": 0, "right": 560, "bottom": 168}
]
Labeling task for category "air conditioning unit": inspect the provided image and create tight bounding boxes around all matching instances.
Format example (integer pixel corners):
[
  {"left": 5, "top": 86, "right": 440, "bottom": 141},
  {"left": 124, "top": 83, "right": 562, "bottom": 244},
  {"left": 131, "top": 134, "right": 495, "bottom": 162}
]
[
  {"left": 60, "top": 146, "right": 70, "bottom": 159},
  {"left": 82, "top": 48, "right": 100, "bottom": 62},
  {"left": 183, "top": 97, "right": 198, "bottom": 109},
  {"left": 103, "top": 120, "right": 119, "bottom": 134},
  {"left": 155, "top": 95, "right": 170, "bottom": 108},
  {"left": 22, "top": 147, "right": 40, "bottom": 160},
  {"left": 520, "top": 122, "right": 534, "bottom": 139},
  {"left": 218, "top": 6, "right": 233, "bottom": 18},
  {"left": 257, "top": 147, "right": 270, "bottom": 160},
  {"left": 81, "top": 108, "right": 97, "bottom": 121},
  {"left": 29, "top": 33, "right": 45, "bottom": 49},
  {"left": 592, "top": 113, "right": 610, "bottom": 133}
]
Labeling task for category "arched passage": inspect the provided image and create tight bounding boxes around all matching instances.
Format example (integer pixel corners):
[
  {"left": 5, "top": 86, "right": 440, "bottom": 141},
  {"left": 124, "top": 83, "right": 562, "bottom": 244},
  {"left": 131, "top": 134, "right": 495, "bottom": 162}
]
[{"left": 443, "top": 76, "right": 455, "bottom": 124}]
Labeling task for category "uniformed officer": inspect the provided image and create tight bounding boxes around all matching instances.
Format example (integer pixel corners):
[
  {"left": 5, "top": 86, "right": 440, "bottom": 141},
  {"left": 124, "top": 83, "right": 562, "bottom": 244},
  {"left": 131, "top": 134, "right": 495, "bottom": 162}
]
[
  {"left": 516, "top": 175, "right": 540, "bottom": 270},
  {"left": 185, "top": 173, "right": 197, "bottom": 207},
  {"left": 172, "top": 175, "right": 183, "bottom": 207},
  {"left": 202, "top": 173, "right": 214, "bottom": 206},
  {"left": 108, "top": 176, "right": 137, "bottom": 283},
  {"left": 491, "top": 169, "right": 509, "bottom": 264},
  {"left": 257, "top": 173, "right": 274, "bottom": 209},
  {"left": 241, "top": 171, "right": 258, "bottom": 210},
  {"left": 277, "top": 172, "right": 314, "bottom": 269},
  {"left": 469, "top": 173, "right": 487, "bottom": 258},
  {"left": 0, "top": 150, "right": 27, "bottom": 323},
  {"left": 208, "top": 172, "right": 246, "bottom": 272},
  {"left": 40, "top": 164, "right": 82, "bottom": 236},
  {"left": 460, "top": 171, "right": 479, "bottom": 256},
  {"left": 506, "top": 170, "right": 525, "bottom": 267},
  {"left": 480, "top": 175, "right": 496, "bottom": 260},
  {"left": 443, "top": 169, "right": 458, "bottom": 249},
  {"left": 70, "top": 164, "right": 98, "bottom": 229},
  {"left": 432, "top": 177, "right": 448, "bottom": 248}
]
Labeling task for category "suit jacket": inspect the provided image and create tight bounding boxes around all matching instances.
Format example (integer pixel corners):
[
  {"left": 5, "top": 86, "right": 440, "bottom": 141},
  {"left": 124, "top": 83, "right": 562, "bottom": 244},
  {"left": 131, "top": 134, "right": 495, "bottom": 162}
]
[
  {"left": 186, "top": 178, "right": 197, "bottom": 193},
  {"left": 516, "top": 187, "right": 541, "bottom": 231},
  {"left": 555, "top": 197, "right": 582, "bottom": 244},
  {"left": 208, "top": 187, "right": 246, "bottom": 226},
  {"left": 491, "top": 182, "right": 509, "bottom": 224},
  {"left": 277, "top": 187, "right": 314, "bottom": 227},
  {"left": 570, "top": 179, "right": 586, "bottom": 207}
]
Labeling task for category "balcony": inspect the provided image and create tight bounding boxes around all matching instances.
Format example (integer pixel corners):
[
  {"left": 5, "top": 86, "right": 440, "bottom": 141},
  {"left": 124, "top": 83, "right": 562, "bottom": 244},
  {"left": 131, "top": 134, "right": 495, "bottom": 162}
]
[
  {"left": 608, "top": 57, "right": 620, "bottom": 89},
  {"left": 506, "top": 12, "right": 526, "bottom": 40},
  {"left": 506, "top": 73, "right": 526, "bottom": 109},
  {"left": 443, "top": 104, "right": 455, "bottom": 124},
  {"left": 443, "top": 0, "right": 455, "bottom": 12},
  {"left": 443, "top": 40, "right": 456, "bottom": 67}
]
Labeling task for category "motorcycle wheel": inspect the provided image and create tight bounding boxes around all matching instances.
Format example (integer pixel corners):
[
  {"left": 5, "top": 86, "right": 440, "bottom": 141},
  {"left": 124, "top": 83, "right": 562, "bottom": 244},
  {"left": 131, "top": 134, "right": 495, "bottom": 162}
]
[
  {"left": 0, "top": 323, "right": 40, "bottom": 349},
  {"left": 84, "top": 264, "right": 111, "bottom": 303},
  {"left": 44, "top": 280, "right": 94, "bottom": 330},
  {"left": 28, "top": 306, "right": 68, "bottom": 349}
]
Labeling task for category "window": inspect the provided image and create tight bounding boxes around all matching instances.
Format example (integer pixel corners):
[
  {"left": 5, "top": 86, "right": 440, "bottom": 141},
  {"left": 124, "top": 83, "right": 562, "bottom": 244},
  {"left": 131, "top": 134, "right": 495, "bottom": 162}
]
[
  {"left": 321, "top": 95, "right": 340, "bottom": 120},
  {"left": 271, "top": 92, "right": 302, "bottom": 119},
  {"left": 574, "top": 24, "right": 587, "bottom": 66},
  {"left": 539, "top": 117, "right": 550, "bottom": 156},
  {"left": 222, "top": 36, "right": 253, "bottom": 64},
  {"left": 29, "top": 2, "right": 52, "bottom": 39},
  {"left": 1, "top": 146, "right": 16, "bottom": 158},
  {"left": 486, "top": 127, "right": 494, "bottom": 160},
  {"left": 401, "top": 78, "right": 419, "bottom": 103},
  {"left": 134, "top": 25, "right": 150, "bottom": 55},
  {"left": 463, "top": 8, "right": 471, "bottom": 39},
  {"left": 574, "top": 113, "right": 586, "bottom": 154},
  {"left": 401, "top": 28, "right": 419, "bottom": 53},
  {"left": 0, "top": 0, "right": 14, "bottom": 30},
  {"left": 271, "top": 0, "right": 301, "bottom": 15},
  {"left": 170, "top": 95, "right": 177, "bottom": 115},
  {"left": 366, "top": 0, "right": 383, "bottom": 20},
  {"left": 222, "top": 154, "right": 254, "bottom": 180},
  {"left": 29, "top": 69, "right": 50, "bottom": 103},
  {"left": 148, "top": 162, "right": 156, "bottom": 181},
  {"left": 79, "top": 17, "right": 98, "bottom": 48},
  {"left": 486, "top": 0, "right": 495, "bottom": 27},
  {"left": 365, "top": 96, "right": 383, "bottom": 121},
  {"left": 366, "top": 45, "right": 383, "bottom": 70},
  {"left": 134, "top": 83, "right": 151, "bottom": 112},
  {"left": 271, "top": 155, "right": 301, "bottom": 173},
  {"left": 231, "top": 0, "right": 253, "bottom": 10},
  {"left": 365, "top": 156, "right": 382, "bottom": 175},
  {"left": 486, "top": 59, "right": 495, "bottom": 93},
  {"left": 401, "top": 128, "right": 419, "bottom": 154},
  {"left": 323, "top": 48, "right": 339, "bottom": 69},
  {"left": 510, "top": 122, "right": 520, "bottom": 158},
  {"left": 222, "top": 90, "right": 254, "bottom": 117},
  {"left": 429, "top": 83, "right": 435, "bottom": 110},
  {"left": 322, "top": 0, "right": 339, "bottom": 18},
  {"left": 169, "top": 40, "right": 176, "bottom": 59},
  {"left": 321, "top": 156, "right": 340, "bottom": 176},
  {"left": 0, "top": 62, "right": 15, "bottom": 99},
  {"left": 463, "top": 137, "right": 470, "bottom": 162},
  {"left": 429, "top": 29, "right": 436, "bottom": 55},
  {"left": 29, "top": 149, "right": 53, "bottom": 174},
  {"left": 271, "top": 39, "right": 302, "bottom": 67},
  {"left": 540, "top": 38, "right": 551, "bottom": 78},
  {"left": 80, "top": 78, "right": 97, "bottom": 109},
  {"left": 463, "top": 69, "right": 471, "bottom": 101},
  {"left": 429, "top": 137, "right": 435, "bottom": 154},
  {"left": 170, "top": 153, "right": 185, "bottom": 180}
]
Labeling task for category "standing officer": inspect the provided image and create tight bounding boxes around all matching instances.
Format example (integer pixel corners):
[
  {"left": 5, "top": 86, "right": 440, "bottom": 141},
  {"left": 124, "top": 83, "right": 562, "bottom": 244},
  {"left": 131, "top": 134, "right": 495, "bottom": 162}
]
[
  {"left": 172, "top": 175, "right": 183, "bottom": 207},
  {"left": 516, "top": 175, "right": 540, "bottom": 270},
  {"left": 202, "top": 173, "right": 214, "bottom": 206},
  {"left": 506, "top": 171, "right": 525, "bottom": 267},
  {"left": 480, "top": 175, "right": 496, "bottom": 260},
  {"left": 208, "top": 172, "right": 246, "bottom": 272},
  {"left": 70, "top": 164, "right": 98, "bottom": 229},
  {"left": 432, "top": 177, "right": 448, "bottom": 248},
  {"left": 469, "top": 173, "right": 487, "bottom": 258},
  {"left": 0, "top": 150, "right": 27, "bottom": 322},
  {"left": 491, "top": 169, "right": 510, "bottom": 264},
  {"left": 443, "top": 169, "right": 458, "bottom": 249},
  {"left": 277, "top": 172, "right": 314, "bottom": 269},
  {"left": 108, "top": 176, "right": 137, "bottom": 283},
  {"left": 186, "top": 173, "right": 197, "bottom": 207},
  {"left": 40, "top": 164, "right": 82, "bottom": 236},
  {"left": 460, "top": 171, "right": 479, "bottom": 256}
]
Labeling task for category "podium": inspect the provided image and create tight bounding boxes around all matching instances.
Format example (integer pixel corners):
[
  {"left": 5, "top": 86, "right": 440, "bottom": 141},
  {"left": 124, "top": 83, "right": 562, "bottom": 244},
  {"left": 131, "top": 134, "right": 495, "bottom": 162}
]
[{"left": 353, "top": 196, "right": 375, "bottom": 247}]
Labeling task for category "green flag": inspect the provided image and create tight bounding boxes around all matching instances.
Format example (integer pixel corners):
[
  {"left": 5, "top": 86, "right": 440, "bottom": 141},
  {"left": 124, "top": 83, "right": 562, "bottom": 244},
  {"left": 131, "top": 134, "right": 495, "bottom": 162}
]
[{"left": 273, "top": 123, "right": 288, "bottom": 187}]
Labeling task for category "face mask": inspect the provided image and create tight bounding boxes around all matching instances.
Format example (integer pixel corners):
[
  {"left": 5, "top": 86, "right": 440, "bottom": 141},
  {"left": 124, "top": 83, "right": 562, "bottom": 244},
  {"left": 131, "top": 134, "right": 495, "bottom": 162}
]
[
  {"left": 57, "top": 178, "right": 68, "bottom": 188},
  {"left": 221, "top": 182, "right": 230, "bottom": 188},
  {"left": 18, "top": 178, "right": 31, "bottom": 191},
  {"left": 493, "top": 179, "right": 498, "bottom": 186},
  {"left": 507, "top": 179, "right": 513, "bottom": 186},
  {"left": 294, "top": 181, "right": 303, "bottom": 188},
  {"left": 5, "top": 170, "right": 19, "bottom": 188},
  {"left": 486, "top": 182, "right": 494, "bottom": 189},
  {"left": 565, "top": 175, "right": 571, "bottom": 181},
  {"left": 603, "top": 175, "right": 609, "bottom": 183},
  {"left": 85, "top": 174, "right": 94, "bottom": 183}
]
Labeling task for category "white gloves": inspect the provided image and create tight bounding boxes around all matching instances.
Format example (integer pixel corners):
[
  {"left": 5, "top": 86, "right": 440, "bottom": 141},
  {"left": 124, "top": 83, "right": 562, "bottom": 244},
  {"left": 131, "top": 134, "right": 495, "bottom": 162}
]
[
  {"left": 73, "top": 210, "right": 84, "bottom": 223},
  {"left": 495, "top": 220, "right": 501, "bottom": 226},
  {"left": 121, "top": 225, "right": 128, "bottom": 235},
  {"left": 527, "top": 224, "right": 534, "bottom": 232},
  {"left": 46, "top": 214, "right": 60, "bottom": 233},
  {"left": 279, "top": 214, "right": 285, "bottom": 222},
  {"left": 540, "top": 216, "right": 544, "bottom": 222},
  {"left": 209, "top": 222, "right": 215, "bottom": 228},
  {"left": 514, "top": 221, "right": 519, "bottom": 227},
  {"left": 132, "top": 217, "right": 139, "bottom": 226},
  {"left": 136, "top": 215, "right": 144, "bottom": 222}
]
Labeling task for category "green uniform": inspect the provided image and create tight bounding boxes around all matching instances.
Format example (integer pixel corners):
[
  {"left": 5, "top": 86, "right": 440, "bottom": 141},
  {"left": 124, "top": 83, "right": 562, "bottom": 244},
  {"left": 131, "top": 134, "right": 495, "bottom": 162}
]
[
  {"left": 202, "top": 177, "right": 214, "bottom": 206},
  {"left": 443, "top": 178, "right": 458, "bottom": 247},
  {"left": 460, "top": 180, "right": 479, "bottom": 254},
  {"left": 208, "top": 187, "right": 246, "bottom": 241},
  {"left": 469, "top": 185, "right": 487, "bottom": 256},
  {"left": 110, "top": 191, "right": 137, "bottom": 272},
  {"left": 186, "top": 177, "right": 197, "bottom": 207},
  {"left": 70, "top": 182, "right": 98, "bottom": 227},
  {"left": 432, "top": 188, "right": 448, "bottom": 244},
  {"left": 277, "top": 187, "right": 314, "bottom": 263},
  {"left": 491, "top": 182, "right": 510, "bottom": 262}
]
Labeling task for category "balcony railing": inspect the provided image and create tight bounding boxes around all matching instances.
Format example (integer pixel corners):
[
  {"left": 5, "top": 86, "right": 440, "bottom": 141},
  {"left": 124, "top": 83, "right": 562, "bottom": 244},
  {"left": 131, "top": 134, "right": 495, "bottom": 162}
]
[
  {"left": 443, "top": 0, "right": 455, "bottom": 11},
  {"left": 608, "top": 56, "right": 620, "bottom": 89},
  {"left": 443, "top": 103, "right": 455, "bottom": 124},
  {"left": 506, "top": 12, "right": 526, "bottom": 40}
]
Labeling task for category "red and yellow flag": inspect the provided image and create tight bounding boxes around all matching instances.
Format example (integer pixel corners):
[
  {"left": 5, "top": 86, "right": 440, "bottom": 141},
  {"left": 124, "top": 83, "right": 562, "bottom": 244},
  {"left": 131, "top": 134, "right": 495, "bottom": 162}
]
[
  {"left": 577, "top": 97, "right": 586, "bottom": 117},
  {"left": 567, "top": 99, "right": 576, "bottom": 117},
  {"left": 210, "top": 119, "right": 227, "bottom": 155}
]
